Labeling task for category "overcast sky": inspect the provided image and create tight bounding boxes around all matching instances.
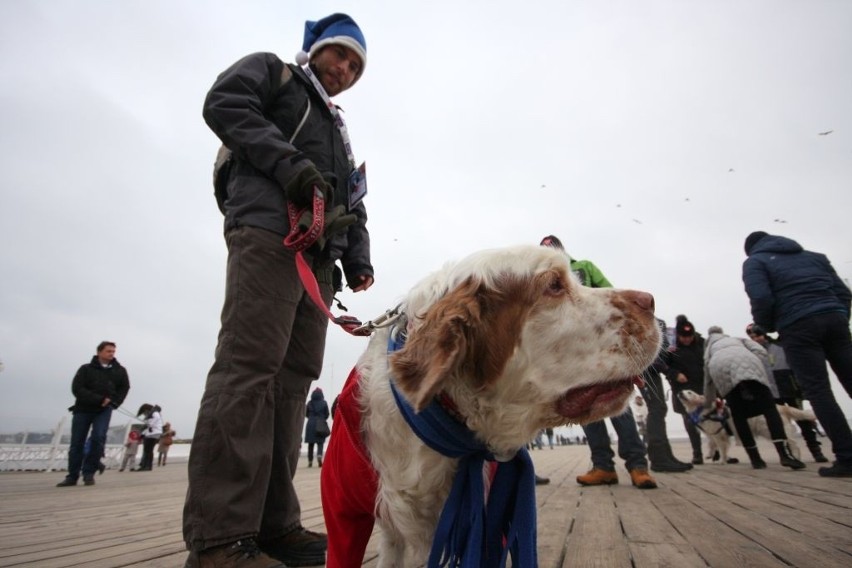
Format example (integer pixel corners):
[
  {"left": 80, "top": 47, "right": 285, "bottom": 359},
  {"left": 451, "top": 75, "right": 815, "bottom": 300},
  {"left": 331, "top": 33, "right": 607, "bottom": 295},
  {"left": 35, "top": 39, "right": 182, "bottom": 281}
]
[{"left": 1, "top": 0, "right": 851, "bottom": 441}]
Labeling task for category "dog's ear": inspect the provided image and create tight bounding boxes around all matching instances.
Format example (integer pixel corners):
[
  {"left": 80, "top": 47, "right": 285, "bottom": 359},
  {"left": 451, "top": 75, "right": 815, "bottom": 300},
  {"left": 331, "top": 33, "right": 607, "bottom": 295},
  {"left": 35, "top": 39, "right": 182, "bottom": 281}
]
[{"left": 390, "top": 276, "right": 528, "bottom": 412}]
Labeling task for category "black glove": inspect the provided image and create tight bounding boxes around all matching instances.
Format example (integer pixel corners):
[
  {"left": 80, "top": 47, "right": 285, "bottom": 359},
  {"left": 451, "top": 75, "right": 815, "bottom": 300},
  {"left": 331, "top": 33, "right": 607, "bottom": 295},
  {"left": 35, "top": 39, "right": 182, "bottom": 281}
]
[
  {"left": 297, "top": 205, "right": 357, "bottom": 251},
  {"left": 284, "top": 165, "right": 331, "bottom": 207}
]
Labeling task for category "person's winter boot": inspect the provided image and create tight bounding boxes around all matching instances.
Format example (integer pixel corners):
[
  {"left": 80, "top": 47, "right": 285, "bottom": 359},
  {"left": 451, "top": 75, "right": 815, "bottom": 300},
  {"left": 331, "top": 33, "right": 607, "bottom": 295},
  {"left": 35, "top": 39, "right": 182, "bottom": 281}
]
[
  {"left": 691, "top": 451, "right": 704, "bottom": 465},
  {"left": 663, "top": 445, "right": 694, "bottom": 470},
  {"left": 317, "top": 456, "right": 323, "bottom": 468},
  {"left": 774, "top": 440, "right": 806, "bottom": 470},
  {"left": 307, "top": 460, "right": 312, "bottom": 468},
  {"left": 807, "top": 442, "right": 829, "bottom": 463},
  {"left": 576, "top": 468, "right": 618, "bottom": 486},
  {"left": 745, "top": 446, "right": 767, "bottom": 469}
]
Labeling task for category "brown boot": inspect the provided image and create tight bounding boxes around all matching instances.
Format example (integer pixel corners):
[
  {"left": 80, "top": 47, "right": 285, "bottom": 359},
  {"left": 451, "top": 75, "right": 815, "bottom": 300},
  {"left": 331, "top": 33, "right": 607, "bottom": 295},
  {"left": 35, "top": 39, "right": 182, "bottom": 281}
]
[
  {"left": 629, "top": 468, "right": 658, "bottom": 489},
  {"left": 185, "top": 539, "right": 284, "bottom": 568},
  {"left": 576, "top": 468, "right": 618, "bottom": 486},
  {"left": 259, "top": 526, "right": 327, "bottom": 566}
]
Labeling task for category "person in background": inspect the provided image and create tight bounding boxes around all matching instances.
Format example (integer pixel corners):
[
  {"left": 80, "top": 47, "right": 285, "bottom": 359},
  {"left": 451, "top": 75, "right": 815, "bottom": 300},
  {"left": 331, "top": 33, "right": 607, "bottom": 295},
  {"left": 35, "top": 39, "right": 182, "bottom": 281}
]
[
  {"left": 136, "top": 404, "right": 163, "bottom": 471},
  {"left": 57, "top": 341, "right": 130, "bottom": 487},
  {"left": 540, "top": 235, "right": 657, "bottom": 489},
  {"left": 703, "top": 326, "right": 805, "bottom": 470},
  {"left": 665, "top": 315, "right": 707, "bottom": 465},
  {"left": 743, "top": 231, "right": 852, "bottom": 477},
  {"left": 158, "top": 422, "right": 177, "bottom": 466},
  {"left": 120, "top": 427, "right": 142, "bottom": 472},
  {"left": 183, "top": 14, "right": 374, "bottom": 567},
  {"left": 304, "top": 388, "right": 329, "bottom": 468},
  {"left": 747, "top": 323, "right": 828, "bottom": 463},
  {"left": 639, "top": 317, "right": 693, "bottom": 473},
  {"left": 631, "top": 395, "right": 648, "bottom": 442}
]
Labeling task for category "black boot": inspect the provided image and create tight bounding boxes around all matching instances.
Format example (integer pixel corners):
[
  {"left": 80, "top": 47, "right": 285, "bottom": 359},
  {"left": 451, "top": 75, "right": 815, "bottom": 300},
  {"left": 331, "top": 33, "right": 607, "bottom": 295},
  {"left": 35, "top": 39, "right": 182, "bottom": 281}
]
[
  {"left": 807, "top": 442, "right": 829, "bottom": 463},
  {"left": 662, "top": 444, "right": 694, "bottom": 470},
  {"left": 650, "top": 443, "right": 692, "bottom": 472},
  {"left": 774, "top": 441, "right": 806, "bottom": 470},
  {"left": 745, "top": 446, "right": 767, "bottom": 469}
]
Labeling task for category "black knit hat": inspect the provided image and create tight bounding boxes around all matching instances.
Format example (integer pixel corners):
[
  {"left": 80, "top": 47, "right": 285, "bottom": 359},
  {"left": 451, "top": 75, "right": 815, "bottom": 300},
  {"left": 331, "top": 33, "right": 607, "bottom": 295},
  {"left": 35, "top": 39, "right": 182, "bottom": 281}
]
[
  {"left": 540, "top": 235, "right": 564, "bottom": 250},
  {"left": 675, "top": 314, "right": 695, "bottom": 337},
  {"left": 744, "top": 231, "right": 769, "bottom": 255}
]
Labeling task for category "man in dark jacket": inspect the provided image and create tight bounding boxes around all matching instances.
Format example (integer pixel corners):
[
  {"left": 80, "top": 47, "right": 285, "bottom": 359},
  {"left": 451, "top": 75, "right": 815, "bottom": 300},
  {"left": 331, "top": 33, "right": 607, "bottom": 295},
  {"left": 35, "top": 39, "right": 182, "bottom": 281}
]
[
  {"left": 57, "top": 341, "right": 129, "bottom": 487},
  {"left": 743, "top": 231, "right": 852, "bottom": 477},
  {"left": 183, "top": 14, "right": 374, "bottom": 568}
]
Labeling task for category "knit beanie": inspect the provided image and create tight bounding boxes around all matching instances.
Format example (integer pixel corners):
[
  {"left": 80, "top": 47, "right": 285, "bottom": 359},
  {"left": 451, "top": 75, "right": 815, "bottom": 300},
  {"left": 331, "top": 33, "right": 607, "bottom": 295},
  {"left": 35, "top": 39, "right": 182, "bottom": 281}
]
[
  {"left": 675, "top": 315, "right": 695, "bottom": 337},
  {"left": 744, "top": 231, "right": 769, "bottom": 255},
  {"left": 295, "top": 13, "right": 367, "bottom": 82}
]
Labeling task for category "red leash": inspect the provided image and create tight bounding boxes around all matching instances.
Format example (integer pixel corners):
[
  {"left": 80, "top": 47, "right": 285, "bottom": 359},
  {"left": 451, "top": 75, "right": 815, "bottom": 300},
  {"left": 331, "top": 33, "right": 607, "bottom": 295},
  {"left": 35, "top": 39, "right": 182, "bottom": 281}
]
[{"left": 284, "top": 188, "right": 370, "bottom": 336}]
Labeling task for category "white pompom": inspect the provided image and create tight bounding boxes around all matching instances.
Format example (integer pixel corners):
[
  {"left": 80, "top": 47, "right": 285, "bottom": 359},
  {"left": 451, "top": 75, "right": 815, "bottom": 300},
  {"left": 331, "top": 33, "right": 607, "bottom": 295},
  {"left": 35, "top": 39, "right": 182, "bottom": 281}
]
[{"left": 295, "top": 50, "right": 310, "bottom": 66}]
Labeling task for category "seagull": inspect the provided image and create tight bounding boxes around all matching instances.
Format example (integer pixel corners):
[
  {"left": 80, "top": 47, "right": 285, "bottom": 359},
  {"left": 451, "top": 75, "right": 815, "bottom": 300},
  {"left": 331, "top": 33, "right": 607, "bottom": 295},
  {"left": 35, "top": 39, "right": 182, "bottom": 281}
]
[
  {"left": 818, "top": 130, "right": 833, "bottom": 136},
  {"left": 773, "top": 218, "right": 787, "bottom": 224},
  {"left": 631, "top": 218, "right": 643, "bottom": 224},
  {"left": 616, "top": 204, "right": 622, "bottom": 208},
  {"left": 728, "top": 168, "right": 735, "bottom": 172},
  {"left": 684, "top": 197, "right": 690, "bottom": 202}
]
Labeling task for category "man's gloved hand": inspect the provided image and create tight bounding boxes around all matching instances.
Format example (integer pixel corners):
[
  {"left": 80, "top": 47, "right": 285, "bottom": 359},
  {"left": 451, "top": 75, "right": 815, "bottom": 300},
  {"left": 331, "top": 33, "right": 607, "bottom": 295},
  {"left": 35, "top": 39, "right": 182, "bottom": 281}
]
[
  {"left": 285, "top": 165, "right": 332, "bottom": 207},
  {"left": 296, "top": 204, "right": 357, "bottom": 251}
]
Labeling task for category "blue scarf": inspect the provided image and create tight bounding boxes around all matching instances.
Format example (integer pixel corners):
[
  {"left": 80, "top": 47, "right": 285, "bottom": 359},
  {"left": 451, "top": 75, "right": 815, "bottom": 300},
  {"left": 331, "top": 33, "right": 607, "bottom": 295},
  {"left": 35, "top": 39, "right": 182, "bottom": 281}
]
[{"left": 388, "top": 332, "right": 538, "bottom": 567}]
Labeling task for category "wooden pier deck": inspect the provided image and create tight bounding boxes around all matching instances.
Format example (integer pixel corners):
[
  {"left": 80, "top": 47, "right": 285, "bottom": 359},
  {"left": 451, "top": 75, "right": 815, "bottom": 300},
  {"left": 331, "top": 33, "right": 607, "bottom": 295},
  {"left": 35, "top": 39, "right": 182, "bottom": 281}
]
[{"left": 1, "top": 440, "right": 850, "bottom": 567}]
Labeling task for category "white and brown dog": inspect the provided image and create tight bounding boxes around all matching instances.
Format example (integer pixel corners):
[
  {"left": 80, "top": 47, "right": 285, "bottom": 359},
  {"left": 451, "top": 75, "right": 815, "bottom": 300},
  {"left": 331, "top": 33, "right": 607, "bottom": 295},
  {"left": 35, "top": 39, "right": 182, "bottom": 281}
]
[
  {"left": 321, "top": 245, "right": 661, "bottom": 567},
  {"left": 678, "top": 389, "right": 815, "bottom": 463}
]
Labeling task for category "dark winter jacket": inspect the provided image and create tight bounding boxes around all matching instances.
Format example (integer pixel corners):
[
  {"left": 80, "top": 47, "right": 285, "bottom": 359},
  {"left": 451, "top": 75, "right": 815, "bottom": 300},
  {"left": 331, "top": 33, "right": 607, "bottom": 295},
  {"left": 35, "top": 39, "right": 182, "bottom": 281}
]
[
  {"left": 743, "top": 234, "right": 851, "bottom": 332},
  {"left": 204, "top": 52, "right": 373, "bottom": 285},
  {"left": 304, "top": 389, "right": 330, "bottom": 444},
  {"left": 665, "top": 335, "right": 705, "bottom": 414},
  {"left": 71, "top": 356, "right": 130, "bottom": 413}
]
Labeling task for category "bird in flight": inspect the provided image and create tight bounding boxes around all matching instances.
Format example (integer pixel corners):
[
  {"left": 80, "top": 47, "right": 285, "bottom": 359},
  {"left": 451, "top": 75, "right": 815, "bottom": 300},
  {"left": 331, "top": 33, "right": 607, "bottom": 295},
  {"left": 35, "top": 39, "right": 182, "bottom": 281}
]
[{"left": 818, "top": 130, "right": 833, "bottom": 136}]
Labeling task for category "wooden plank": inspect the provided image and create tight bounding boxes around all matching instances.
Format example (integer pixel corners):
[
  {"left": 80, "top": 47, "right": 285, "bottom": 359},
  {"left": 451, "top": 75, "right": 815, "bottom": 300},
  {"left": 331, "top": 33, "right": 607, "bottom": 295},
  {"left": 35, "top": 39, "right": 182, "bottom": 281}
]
[{"left": 2, "top": 442, "right": 852, "bottom": 567}]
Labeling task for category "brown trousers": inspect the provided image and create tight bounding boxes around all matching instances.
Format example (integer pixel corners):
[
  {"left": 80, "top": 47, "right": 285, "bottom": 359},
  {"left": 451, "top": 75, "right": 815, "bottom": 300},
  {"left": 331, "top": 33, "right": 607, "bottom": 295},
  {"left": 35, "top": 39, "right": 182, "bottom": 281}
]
[{"left": 183, "top": 226, "right": 332, "bottom": 551}]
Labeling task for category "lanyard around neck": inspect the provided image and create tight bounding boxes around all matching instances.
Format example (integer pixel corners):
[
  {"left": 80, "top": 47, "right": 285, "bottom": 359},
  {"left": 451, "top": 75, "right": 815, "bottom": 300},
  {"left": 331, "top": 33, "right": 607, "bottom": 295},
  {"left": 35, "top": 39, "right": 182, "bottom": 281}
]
[{"left": 301, "top": 65, "right": 356, "bottom": 169}]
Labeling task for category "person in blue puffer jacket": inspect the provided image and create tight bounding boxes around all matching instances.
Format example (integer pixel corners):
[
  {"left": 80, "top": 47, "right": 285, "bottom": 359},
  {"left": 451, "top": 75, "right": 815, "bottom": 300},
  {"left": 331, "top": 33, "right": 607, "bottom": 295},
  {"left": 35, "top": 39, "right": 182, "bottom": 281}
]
[{"left": 742, "top": 231, "right": 852, "bottom": 477}]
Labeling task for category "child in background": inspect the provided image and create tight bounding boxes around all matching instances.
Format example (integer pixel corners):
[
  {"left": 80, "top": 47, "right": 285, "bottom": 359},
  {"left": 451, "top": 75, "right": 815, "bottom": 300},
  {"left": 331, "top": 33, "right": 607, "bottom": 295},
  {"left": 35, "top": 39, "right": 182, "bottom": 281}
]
[
  {"left": 120, "top": 429, "right": 141, "bottom": 472},
  {"left": 157, "top": 423, "right": 176, "bottom": 466}
]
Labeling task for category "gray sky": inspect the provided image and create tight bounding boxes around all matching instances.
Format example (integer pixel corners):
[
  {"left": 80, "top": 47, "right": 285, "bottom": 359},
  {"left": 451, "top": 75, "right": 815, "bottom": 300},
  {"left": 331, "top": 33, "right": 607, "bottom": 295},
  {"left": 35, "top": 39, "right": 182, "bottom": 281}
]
[{"left": 2, "top": 0, "right": 851, "bottom": 440}]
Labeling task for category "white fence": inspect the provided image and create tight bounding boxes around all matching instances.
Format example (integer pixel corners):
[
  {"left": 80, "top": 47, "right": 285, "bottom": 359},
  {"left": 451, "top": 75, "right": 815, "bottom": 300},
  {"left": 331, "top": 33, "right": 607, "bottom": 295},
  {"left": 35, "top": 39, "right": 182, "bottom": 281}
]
[{"left": 0, "top": 416, "right": 132, "bottom": 472}]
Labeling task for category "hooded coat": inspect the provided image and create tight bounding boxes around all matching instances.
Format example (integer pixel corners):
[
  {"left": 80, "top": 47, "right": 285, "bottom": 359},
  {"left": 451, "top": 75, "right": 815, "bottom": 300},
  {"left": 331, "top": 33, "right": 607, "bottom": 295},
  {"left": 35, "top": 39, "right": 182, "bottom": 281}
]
[
  {"left": 703, "top": 332, "right": 773, "bottom": 404},
  {"left": 305, "top": 388, "right": 330, "bottom": 443},
  {"left": 743, "top": 234, "right": 851, "bottom": 332}
]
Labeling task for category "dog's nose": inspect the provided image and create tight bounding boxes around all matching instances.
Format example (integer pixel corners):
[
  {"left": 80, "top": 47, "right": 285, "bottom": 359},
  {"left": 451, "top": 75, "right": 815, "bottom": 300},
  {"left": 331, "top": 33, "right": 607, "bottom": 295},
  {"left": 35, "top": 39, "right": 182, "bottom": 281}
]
[{"left": 626, "top": 291, "right": 655, "bottom": 312}]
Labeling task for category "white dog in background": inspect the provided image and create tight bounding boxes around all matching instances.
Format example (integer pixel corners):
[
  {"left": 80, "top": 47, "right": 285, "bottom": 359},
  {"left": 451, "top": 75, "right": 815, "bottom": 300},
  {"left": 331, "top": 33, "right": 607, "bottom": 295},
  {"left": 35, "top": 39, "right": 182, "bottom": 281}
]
[
  {"left": 322, "top": 245, "right": 662, "bottom": 567},
  {"left": 678, "top": 389, "right": 815, "bottom": 463}
]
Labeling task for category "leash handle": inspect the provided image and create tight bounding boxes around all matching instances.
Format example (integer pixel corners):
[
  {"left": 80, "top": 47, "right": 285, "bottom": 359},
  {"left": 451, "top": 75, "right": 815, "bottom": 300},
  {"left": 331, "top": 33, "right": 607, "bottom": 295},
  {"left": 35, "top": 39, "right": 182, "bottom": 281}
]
[{"left": 283, "top": 187, "right": 325, "bottom": 251}]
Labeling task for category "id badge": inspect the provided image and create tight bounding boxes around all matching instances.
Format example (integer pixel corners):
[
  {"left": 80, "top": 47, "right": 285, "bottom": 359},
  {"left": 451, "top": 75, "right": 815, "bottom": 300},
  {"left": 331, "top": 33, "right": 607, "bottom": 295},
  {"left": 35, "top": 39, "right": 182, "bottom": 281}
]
[{"left": 348, "top": 162, "right": 367, "bottom": 210}]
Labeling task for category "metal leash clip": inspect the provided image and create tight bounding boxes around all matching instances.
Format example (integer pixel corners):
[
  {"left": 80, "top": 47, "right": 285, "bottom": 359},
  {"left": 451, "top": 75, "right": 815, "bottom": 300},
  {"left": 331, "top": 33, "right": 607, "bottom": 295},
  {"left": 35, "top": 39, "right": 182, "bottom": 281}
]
[{"left": 352, "top": 303, "right": 404, "bottom": 336}]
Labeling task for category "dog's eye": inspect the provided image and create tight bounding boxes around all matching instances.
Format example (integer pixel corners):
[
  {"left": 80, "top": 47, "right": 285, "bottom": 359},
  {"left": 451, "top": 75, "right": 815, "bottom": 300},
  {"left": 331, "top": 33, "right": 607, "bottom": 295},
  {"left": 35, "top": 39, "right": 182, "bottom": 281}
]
[{"left": 546, "top": 276, "right": 566, "bottom": 296}]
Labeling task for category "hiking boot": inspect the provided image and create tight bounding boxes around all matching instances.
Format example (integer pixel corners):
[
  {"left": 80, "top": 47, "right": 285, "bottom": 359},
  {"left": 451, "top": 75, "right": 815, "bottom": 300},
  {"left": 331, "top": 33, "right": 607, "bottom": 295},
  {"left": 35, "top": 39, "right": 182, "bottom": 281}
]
[
  {"left": 576, "top": 468, "right": 618, "bottom": 486},
  {"left": 185, "top": 539, "right": 284, "bottom": 568},
  {"left": 629, "top": 468, "right": 658, "bottom": 489},
  {"left": 260, "top": 526, "right": 327, "bottom": 566},
  {"left": 534, "top": 474, "right": 550, "bottom": 485},
  {"left": 83, "top": 477, "right": 95, "bottom": 486},
  {"left": 650, "top": 459, "right": 692, "bottom": 473},
  {"left": 818, "top": 462, "right": 852, "bottom": 478},
  {"left": 56, "top": 478, "right": 77, "bottom": 487}
]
